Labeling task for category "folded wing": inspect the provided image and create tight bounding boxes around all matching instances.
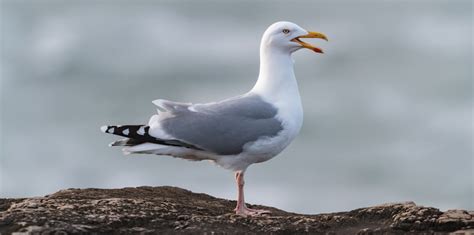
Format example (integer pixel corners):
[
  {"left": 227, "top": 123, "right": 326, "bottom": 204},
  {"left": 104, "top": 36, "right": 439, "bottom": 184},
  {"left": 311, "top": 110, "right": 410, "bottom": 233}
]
[{"left": 150, "top": 93, "right": 283, "bottom": 155}]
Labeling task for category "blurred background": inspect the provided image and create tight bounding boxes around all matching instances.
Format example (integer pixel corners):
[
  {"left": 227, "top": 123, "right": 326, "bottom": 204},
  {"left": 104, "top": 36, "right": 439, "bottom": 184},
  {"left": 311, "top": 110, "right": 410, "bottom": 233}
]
[{"left": 0, "top": 0, "right": 472, "bottom": 214}]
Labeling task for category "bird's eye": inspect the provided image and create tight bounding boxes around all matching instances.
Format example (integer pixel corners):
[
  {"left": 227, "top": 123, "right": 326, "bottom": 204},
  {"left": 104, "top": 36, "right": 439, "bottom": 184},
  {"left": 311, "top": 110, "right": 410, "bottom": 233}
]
[{"left": 282, "top": 29, "right": 290, "bottom": 34}]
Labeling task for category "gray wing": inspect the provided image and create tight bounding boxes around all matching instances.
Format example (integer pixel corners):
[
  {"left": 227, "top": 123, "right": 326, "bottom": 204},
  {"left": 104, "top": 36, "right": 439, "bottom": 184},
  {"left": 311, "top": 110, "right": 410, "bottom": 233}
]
[{"left": 152, "top": 93, "right": 283, "bottom": 155}]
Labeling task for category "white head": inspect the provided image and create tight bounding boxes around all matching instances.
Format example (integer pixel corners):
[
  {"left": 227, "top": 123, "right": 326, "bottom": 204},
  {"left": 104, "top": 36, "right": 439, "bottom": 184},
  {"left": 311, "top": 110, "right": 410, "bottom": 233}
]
[{"left": 260, "top": 21, "right": 328, "bottom": 54}]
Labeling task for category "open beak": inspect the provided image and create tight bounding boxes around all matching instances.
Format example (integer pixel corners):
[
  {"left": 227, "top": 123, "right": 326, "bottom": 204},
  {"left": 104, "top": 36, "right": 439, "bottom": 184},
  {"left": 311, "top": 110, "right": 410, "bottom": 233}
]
[{"left": 291, "top": 31, "right": 328, "bottom": 53}]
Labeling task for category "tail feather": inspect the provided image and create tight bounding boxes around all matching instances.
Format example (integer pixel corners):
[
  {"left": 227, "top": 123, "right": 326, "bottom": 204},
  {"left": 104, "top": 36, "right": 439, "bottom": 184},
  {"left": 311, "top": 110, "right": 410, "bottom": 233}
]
[
  {"left": 109, "top": 138, "right": 145, "bottom": 147},
  {"left": 100, "top": 125, "right": 203, "bottom": 150}
]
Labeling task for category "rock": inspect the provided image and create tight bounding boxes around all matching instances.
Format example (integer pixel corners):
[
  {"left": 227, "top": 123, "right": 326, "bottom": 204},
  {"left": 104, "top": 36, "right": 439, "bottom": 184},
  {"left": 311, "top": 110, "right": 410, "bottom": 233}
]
[{"left": 0, "top": 186, "right": 472, "bottom": 234}]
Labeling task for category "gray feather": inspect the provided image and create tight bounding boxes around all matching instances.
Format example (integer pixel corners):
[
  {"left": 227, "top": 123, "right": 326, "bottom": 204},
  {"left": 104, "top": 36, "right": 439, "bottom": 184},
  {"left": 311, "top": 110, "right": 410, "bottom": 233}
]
[{"left": 155, "top": 93, "right": 283, "bottom": 155}]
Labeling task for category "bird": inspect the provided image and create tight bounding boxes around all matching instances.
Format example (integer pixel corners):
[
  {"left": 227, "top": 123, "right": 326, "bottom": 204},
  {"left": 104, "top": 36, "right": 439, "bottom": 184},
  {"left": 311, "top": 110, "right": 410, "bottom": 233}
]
[{"left": 101, "top": 21, "right": 327, "bottom": 216}]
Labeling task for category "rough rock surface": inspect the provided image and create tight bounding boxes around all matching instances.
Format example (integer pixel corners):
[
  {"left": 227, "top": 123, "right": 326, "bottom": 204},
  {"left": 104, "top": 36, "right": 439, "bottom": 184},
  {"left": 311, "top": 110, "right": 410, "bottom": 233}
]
[{"left": 0, "top": 186, "right": 472, "bottom": 234}]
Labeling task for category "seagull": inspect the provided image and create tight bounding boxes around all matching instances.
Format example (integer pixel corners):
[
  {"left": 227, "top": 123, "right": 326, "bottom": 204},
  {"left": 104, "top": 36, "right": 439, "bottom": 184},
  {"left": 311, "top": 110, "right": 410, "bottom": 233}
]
[{"left": 101, "top": 21, "right": 327, "bottom": 216}]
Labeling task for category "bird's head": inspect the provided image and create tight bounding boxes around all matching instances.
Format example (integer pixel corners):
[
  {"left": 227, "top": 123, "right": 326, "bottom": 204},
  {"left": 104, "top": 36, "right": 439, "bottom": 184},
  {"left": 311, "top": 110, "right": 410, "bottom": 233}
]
[{"left": 261, "top": 21, "right": 328, "bottom": 54}]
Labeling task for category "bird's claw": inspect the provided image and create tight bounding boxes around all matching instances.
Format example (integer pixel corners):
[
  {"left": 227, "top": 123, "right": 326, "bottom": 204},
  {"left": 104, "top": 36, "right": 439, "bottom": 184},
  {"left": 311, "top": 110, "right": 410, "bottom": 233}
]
[{"left": 234, "top": 206, "right": 270, "bottom": 216}]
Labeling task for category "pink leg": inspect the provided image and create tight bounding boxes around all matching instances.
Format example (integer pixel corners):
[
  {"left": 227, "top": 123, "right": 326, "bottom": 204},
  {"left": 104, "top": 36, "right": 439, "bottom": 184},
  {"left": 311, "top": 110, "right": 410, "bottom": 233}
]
[{"left": 234, "top": 171, "right": 270, "bottom": 216}]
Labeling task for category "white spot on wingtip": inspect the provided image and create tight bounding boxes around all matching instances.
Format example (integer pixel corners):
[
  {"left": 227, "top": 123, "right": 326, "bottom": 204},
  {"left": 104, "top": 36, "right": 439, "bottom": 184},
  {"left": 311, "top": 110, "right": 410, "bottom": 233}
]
[
  {"left": 108, "top": 127, "right": 115, "bottom": 133},
  {"left": 100, "top": 125, "right": 108, "bottom": 133},
  {"left": 123, "top": 129, "right": 129, "bottom": 135},
  {"left": 137, "top": 126, "right": 145, "bottom": 135}
]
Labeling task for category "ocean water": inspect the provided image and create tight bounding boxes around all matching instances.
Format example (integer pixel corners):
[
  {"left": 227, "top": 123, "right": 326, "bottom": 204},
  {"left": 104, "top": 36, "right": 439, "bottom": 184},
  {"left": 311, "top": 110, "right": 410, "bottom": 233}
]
[{"left": 1, "top": 0, "right": 472, "bottom": 214}]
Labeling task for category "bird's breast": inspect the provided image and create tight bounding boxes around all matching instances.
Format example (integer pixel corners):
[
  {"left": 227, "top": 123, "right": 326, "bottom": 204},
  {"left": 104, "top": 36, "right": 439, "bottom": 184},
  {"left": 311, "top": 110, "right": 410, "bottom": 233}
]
[{"left": 241, "top": 93, "right": 303, "bottom": 163}]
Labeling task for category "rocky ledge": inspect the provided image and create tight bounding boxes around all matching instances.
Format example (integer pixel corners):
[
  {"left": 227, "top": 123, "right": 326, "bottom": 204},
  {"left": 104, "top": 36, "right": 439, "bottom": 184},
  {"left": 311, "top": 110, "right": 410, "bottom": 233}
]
[{"left": 0, "top": 186, "right": 472, "bottom": 234}]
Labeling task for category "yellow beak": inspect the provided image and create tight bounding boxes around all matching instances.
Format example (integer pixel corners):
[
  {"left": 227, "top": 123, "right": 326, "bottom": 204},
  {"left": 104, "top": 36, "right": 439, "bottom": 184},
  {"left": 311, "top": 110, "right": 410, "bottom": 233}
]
[{"left": 291, "top": 31, "right": 328, "bottom": 53}]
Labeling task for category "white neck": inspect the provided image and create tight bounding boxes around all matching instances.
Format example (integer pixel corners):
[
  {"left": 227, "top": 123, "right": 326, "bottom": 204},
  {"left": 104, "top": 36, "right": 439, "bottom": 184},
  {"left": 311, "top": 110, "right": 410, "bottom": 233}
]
[
  {"left": 250, "top": 42, "right": 304, "bottom": 149},
  {"left": 251, "top": 45, "right": 300, "bottom": 103}
]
